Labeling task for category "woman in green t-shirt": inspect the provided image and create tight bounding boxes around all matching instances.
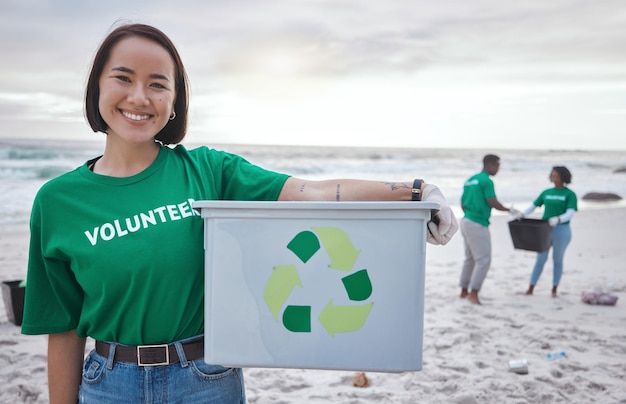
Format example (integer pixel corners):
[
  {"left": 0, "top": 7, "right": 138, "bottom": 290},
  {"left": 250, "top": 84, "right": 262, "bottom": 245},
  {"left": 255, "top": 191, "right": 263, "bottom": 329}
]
[
  {"left": 519, "top": 166, "right": 578, "bottom": 297},
  {"left": 21, "top": 23, "right": 459, "bottom": 404}
]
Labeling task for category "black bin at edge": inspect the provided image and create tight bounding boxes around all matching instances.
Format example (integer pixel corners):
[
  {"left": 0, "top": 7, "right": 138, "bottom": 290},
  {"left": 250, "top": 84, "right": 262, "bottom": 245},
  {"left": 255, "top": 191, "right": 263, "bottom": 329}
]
[{"left": 2, "top": 280, "right": 25, "bottom": 326}]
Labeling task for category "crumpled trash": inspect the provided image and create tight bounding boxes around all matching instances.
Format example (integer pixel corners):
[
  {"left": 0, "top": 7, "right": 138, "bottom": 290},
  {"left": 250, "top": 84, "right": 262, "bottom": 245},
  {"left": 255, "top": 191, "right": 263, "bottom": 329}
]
[{"left": 581, "top": 290, "right": 619, "bottom": 306}]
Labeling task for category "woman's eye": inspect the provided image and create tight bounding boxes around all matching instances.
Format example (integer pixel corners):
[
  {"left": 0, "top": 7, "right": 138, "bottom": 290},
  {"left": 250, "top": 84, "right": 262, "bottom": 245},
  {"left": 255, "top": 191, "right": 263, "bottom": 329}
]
[
  {"left": 150, "top": 82, "right": 166, "bottom": 89},
  {"left": 115, "top": 76, "right": 131, "bottom": 83}
]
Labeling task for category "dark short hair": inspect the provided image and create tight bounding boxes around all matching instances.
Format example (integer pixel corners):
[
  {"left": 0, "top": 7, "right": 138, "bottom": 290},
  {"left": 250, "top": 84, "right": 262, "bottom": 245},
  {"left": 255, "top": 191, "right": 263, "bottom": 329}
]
[
  {"left": 483, "top": 154, "right": 500, "bottom": 166},
  {"left": 552, "top": 166, "right": 572, "bottom": 184},
  {"left": 85, "top": 23, "right": 189, "bottom": 145}
]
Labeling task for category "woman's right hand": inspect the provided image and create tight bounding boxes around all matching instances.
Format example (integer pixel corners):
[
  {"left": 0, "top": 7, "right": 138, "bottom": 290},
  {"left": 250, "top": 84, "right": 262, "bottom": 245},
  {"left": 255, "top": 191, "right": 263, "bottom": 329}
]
[{"left": 422, "top": 184, "right": 458, "bottom": 245}]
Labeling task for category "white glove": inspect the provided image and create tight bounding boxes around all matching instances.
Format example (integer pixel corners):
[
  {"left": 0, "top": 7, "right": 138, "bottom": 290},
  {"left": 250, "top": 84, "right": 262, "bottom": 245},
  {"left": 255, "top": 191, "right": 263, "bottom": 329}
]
[
  {"left": 548, "top": 217, "right": 559, "bottom": 227},
  {"left": 422, "top": 184, "right": 459, "bottom": 245},
  {"left": 509, "top": 208, "right": 523, "bottom": 220}
]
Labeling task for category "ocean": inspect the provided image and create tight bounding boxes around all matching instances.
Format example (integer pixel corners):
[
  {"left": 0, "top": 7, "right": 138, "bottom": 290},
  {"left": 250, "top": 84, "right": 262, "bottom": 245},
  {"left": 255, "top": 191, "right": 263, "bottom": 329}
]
[{"left": 1, "top": 137, "right": 625, "bottom": 225}]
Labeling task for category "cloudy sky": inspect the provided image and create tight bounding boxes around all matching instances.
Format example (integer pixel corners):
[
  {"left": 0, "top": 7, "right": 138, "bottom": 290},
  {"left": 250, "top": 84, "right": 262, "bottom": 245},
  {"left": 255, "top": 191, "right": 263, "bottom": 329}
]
[{"left": 1, "top": 0, "right": 625, "bottom": 150}]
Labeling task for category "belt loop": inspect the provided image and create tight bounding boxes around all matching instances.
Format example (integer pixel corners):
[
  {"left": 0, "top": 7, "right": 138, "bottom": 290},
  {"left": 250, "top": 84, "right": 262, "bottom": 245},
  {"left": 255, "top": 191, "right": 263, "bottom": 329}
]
[
  {"left": 105, "top": 343, "right": 117, "bottom": 370},
  {"left": 174, "top": 341, "right": 189, "bottom": 367}
]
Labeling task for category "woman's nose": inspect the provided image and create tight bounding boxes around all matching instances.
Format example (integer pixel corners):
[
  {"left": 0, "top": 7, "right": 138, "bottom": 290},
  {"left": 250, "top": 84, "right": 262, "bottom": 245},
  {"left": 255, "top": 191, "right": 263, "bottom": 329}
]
[{"left": 127, "top": 85, "right": 149, "bottom": 105}]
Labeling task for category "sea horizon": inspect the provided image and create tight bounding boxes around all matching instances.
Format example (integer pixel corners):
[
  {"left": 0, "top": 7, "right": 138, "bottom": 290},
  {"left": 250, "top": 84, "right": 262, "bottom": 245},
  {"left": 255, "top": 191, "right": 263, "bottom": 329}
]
[{"left": 2, "top": 137, "right": 625, "bottom": 225}]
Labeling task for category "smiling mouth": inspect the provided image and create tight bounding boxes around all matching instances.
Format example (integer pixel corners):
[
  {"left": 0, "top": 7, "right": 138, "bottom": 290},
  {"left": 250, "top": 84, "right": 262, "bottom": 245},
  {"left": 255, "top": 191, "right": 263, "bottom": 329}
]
[{"left": 121, "top": 110, "right": 152, "bottom": 121}]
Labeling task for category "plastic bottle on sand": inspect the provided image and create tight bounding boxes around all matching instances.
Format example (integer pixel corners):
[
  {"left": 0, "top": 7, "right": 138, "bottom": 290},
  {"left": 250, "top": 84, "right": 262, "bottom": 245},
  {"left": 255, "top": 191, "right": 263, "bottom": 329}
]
[{"left": 546, "top": 350, "right": 566, "bottom": 361}]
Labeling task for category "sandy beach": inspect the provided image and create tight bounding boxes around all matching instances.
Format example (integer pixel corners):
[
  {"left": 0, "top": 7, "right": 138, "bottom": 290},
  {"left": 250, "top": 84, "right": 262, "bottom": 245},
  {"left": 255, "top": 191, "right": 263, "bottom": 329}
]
[{"left": 1, "top": 207, "right": 625, "bottom": 403}]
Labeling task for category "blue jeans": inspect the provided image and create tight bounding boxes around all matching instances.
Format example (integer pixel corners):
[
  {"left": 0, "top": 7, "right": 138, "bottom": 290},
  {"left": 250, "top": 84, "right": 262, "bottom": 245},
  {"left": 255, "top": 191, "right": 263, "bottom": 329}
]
[
  {"left": 530, "top": 223, "right": 572, "bottom": 287},
  {"left": 79, "top": 336, "right": 246, "bottom": 403}
]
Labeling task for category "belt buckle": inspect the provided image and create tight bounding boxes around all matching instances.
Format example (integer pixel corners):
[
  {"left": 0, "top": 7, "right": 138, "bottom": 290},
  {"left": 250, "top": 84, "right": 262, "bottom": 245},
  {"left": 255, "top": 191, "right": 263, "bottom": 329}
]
[{"left": 137, "top": 344, "right": 170, "bottom": 366}]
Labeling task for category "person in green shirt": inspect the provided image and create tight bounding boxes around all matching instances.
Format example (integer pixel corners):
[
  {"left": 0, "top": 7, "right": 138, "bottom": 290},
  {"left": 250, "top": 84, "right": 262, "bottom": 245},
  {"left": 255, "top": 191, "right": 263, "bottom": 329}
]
[
  {"left": 460, "top": 154, "right": 519, "bottom": 305},
  {"left": 518, "top": 166, "right": 577, "bottom": 297},
  {"left": 21, "top": 23, "right": 458, "bottom": 403}
]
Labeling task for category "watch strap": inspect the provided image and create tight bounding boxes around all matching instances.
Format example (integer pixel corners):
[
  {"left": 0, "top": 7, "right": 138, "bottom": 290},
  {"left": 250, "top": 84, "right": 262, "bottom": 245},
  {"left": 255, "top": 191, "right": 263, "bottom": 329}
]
[{"left": 412, "top": 179, "right": 423, "bottom": 201}]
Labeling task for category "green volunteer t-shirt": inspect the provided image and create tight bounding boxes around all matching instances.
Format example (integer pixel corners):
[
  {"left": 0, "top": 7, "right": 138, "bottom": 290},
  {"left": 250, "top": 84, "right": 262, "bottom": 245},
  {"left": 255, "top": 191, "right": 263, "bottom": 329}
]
[
  {"left": 461, "top": 171, "right": 497, "bottom": 227},
  {"left": 22, "top": 144, "right": 289, "bottom": 345},
  {"left": 533, "top": 187, "right": 578, "bottom": 223}
]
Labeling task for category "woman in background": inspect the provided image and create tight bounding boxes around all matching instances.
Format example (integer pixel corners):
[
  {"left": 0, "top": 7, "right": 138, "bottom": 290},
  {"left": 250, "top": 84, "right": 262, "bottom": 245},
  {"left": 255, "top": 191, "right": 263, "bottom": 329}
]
[
  {"left": 21, "top": 23, "right": 457, "bottom": 403},
  {"left": 520, "top": 166, "right": 577, "bottom": 297}
]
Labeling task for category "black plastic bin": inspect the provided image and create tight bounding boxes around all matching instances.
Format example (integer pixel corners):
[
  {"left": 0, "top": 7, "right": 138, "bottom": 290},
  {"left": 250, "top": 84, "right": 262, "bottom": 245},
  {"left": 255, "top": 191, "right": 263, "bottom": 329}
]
[
  {"left": 508, "top": 219, "right": 552, "bottom": 252},
  {"left": 2, "top": 280, "right": 25, "bottom": 326}
]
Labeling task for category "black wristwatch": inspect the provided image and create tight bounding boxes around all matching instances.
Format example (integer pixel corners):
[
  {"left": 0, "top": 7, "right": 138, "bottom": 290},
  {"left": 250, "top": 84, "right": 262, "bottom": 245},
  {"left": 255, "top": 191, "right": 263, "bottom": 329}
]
[{"left": 412, "top": 179, "right": 423, "bottom": 201}]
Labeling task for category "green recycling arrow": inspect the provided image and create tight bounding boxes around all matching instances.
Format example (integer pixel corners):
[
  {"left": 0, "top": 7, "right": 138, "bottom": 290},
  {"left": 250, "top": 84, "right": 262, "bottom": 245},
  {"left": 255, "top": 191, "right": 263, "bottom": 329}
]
[
  {"left": 318, "top": 299, "right": 374, "bottom": 336},
  {"left": 312, "top": 227, "right": 360, "bottom": 271},
  {"left": 263, "top": 265, "right": 302, "bottom": 320},
  {"left": 341, "top": 269, "right": 372, "bottom": 301},
  {"left": 287, "top": 230, "right": 320, "bottom": 263},
  {"left": 282, "top": 305, "right": 311, "bottom": 332}
]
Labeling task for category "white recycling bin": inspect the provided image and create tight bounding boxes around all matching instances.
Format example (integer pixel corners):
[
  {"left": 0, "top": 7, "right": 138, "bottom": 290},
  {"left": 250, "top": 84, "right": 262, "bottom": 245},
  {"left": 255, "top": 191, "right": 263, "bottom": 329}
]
[{"left": 194, "top": 201, "right": 437, "bottom": 372}]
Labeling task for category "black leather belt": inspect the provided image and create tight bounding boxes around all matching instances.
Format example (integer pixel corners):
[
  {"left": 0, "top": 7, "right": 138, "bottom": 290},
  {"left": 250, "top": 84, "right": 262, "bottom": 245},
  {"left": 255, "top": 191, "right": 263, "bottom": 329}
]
[{"left": 95, "top": 338, "right": 204, "bottom": 366}]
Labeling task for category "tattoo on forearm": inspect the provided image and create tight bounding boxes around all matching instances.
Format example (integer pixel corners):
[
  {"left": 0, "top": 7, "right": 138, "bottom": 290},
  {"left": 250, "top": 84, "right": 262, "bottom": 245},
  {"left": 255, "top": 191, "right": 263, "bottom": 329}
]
[
  {"left": 299, "top": 182, "right": 308, "bottom": 193},
  {"left": 384, "top": 182, "right": 410, "bottom": 191},
  {"left": 336, "top": 184, "right": 341, "bottom": 201}
]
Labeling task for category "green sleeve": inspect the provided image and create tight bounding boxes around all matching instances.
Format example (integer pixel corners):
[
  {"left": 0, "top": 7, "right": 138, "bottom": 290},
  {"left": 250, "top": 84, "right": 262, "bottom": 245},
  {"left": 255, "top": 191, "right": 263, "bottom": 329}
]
[
  {"left": 207, "top": 148, "right": 289, "bottom": 201},
  {"left": 21, "top": 195, "right": 83, "bottom": 335},
  {"left": 566, "top": 189, "right": 578, "bottom": 211}
]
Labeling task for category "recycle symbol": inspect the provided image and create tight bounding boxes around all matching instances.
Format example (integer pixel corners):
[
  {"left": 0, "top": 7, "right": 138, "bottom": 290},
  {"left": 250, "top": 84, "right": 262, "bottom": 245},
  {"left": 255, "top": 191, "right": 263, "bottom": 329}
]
[{"left": 263, "top": 227, "right": 374, "bottom": 336}]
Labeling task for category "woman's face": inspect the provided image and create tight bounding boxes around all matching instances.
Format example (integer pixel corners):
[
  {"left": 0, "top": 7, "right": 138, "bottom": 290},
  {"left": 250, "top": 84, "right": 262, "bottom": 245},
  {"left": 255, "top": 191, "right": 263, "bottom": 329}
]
[
  {"left": 98, "top": 36, "right": 176, "bottom": 144},
  {"left": 550, "top": 170, "right": 562, "bottom": 186}
]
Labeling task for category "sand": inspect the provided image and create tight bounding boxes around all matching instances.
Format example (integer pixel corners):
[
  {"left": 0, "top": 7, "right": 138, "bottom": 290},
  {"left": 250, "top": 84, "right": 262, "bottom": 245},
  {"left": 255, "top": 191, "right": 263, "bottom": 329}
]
[{"left": 1, "top": 208, "right": 625, "bottom": 403}]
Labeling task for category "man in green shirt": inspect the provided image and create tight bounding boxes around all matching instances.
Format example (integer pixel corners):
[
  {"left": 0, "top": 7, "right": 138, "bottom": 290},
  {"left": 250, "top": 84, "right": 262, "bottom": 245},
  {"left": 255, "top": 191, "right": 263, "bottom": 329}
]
[{"left": 460, "top": 154, "right": 518, "bottom": 304}]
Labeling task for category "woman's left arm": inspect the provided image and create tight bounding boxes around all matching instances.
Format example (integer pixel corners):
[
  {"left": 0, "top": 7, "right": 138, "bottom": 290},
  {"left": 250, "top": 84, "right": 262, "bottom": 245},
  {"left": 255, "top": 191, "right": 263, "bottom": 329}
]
[
  {"left": 558, "top": 208, "right": 576, "bottom": 223},
  {"left": 278, "top": 177, "right": 458, "bottom": 245},
  {"left": 548, "top": 208, "right": 576, "bottom": 226},
  {"left": 278, "top": 177, "right": 420, "bottom": 202}
]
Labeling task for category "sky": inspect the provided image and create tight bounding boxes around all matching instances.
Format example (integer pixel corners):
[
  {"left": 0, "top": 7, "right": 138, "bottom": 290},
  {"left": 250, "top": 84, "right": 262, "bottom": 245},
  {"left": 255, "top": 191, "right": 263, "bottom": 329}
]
[{"left": 1, "top": 0, "right": 626, "bottom": 150}]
